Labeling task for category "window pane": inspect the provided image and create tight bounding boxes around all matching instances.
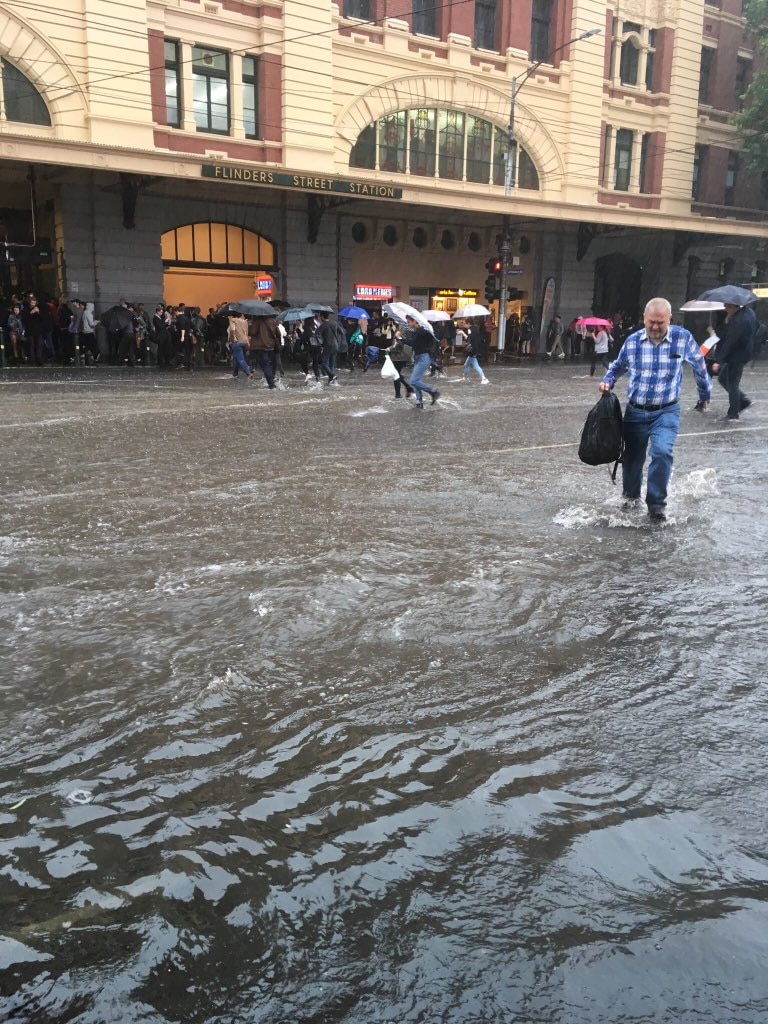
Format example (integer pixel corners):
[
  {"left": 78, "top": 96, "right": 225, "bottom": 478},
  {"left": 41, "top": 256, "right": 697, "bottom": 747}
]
[
  {"left": 409, "top": 109, "right": 436, "bottom": 176},
  {"left": 620, "top": 39, "right": 639, "bottom": 85},
  {"left": 2, "top": 61, "right": 51, "bottom": 126},
  {"left": 518, "top": 149, "right": 539, "bottom": 190},
  {"left": 210, "top": 223, "right": 228, "bottom": 263},
  {"left": 193, "top": 223, "right": 211, "bottom": 263},
  {"left": 350, "top": 124, "right": 376, "bottom": 169},
  {"left": 193, "top": 76, "right": 209, "bottom": 130},
  {"left": 165, "top": 68, "right": 179, "bottom": 126},
  {"left": 466, "top": 116, "right": 492, "bottom": 183},
  {"left": 614, "top": 129, "right": 632, "bottom": 190},
  {"left": 160, "top": 229, "right": 177, "bottom": 260},
  {"left": 259, "top": 238, "right": 274, "bottom": 264},
  {"left": 243, "top": 231, "right": 260, "bottom": 264},
  {"left": 175, "top": 225, "right": 194, "bottom": 260},
  {"left": 438, "top": 110, "right": 464, "bottom": 180},
  {"left": 474, "top": 0, "right": 497, "bottom": 50},
  {"left": 379, "top": 113, "right": 406, "bottom": 173},
  {"left": 530, "top": 0, "right": 552, "bottom": 62},
  {"left": 244, "top": 81, "right": 257, "bottom": 137},
  {"left": 343, "top": 0, "right": 370, "bottom": 17},
  {"left": 209, "top": 79, "right": 229, "bottom": 132},
  {"left": 227, "top": 225, "right": 244, "bottom": 264},
  {"left": 493, "top": 129, "right": 508, "bottom": 186},
  {"left": 413, "top": 0, "right": 436, "bottom": 36}
]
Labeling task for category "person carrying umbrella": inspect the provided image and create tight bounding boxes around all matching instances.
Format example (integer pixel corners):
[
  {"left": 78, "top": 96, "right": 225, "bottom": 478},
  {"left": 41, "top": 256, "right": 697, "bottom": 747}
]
[
  {"left": 405, "top": 314, "right": 440, "bottom": 408},
  {"left": 710, "top": 301, "right": 757, "bottom": 420},
  {"left": 247, "top": 313, "right": 280, "bottom": 389}
]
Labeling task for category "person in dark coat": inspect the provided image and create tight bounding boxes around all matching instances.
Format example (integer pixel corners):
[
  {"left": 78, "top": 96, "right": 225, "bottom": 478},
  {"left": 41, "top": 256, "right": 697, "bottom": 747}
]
[
  {"left": 405, "top": 314, "right": 440, "bottom": 409},
  {"left": 711, "top": 302, "right": 757, "bottom": 420}
]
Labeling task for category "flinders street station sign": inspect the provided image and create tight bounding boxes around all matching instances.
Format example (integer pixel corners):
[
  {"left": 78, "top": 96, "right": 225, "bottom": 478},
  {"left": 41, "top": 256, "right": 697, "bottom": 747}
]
[{"left": 202, "top": 164, "right": 402, "bottom": 199}]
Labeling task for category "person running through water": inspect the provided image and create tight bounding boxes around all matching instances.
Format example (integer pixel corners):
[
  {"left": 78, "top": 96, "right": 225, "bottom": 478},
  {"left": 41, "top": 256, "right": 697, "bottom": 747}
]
[{"left": 405, "top": 315, "right": 440, "bottom": 409}]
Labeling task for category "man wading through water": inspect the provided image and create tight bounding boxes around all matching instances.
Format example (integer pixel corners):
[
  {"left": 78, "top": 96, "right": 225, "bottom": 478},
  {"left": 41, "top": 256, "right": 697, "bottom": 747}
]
[{"left": 599, "top": 297, "right": 711, "bottom": 522}]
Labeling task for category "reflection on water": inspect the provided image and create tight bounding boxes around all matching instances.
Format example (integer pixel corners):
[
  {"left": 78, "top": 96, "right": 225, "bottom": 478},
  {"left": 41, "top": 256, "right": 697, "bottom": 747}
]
[{"left": 1, "top": 367, "right": 768, "bottom": 1023}]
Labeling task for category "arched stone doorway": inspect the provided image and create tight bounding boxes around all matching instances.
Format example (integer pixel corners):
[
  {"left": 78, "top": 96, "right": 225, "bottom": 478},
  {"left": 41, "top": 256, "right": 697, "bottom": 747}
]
[
  {"left": 593, "top": 252, "right": 642, "bottom": 321},
  {"left": 161, "top": 222, "right": 277, "bottom": 310}
]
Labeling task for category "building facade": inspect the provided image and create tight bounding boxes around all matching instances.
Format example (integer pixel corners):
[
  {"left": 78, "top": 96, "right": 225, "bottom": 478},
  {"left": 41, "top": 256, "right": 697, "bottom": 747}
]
[{"left": 1, "top": 0, "right": 766, "bottom": 337}]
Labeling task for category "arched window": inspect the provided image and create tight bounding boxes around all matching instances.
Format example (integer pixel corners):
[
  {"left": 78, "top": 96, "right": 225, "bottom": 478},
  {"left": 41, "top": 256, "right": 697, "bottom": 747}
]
[
  {"left": 1, "top": 59, "right": 51, "bottom": 126},
  {"left": 350, "top": 107, "right": 540, "bottom": 190},
  {"left": 161, "top": 223, "right": 275, "bottom": 267}
]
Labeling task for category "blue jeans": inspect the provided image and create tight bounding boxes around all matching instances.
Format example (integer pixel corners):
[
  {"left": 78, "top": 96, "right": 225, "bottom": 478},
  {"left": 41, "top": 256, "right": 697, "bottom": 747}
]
[
  {"left": 463, "top": 355, "right": 484, "bottom": 380},
  {"left": 321, "top": 352, "right": 337, "bottom": 380},
  {"left": 232, "top": 342, "right": 250, "bottom": 376},
  {"left": 717, "top": 361, "right": 747, "bottom": 418},
  {"left": 622, "top": 402, "right": 681, "bottom": 509},
  {"left": 409, "top": 352, "right": 439, "bottom": 402}
]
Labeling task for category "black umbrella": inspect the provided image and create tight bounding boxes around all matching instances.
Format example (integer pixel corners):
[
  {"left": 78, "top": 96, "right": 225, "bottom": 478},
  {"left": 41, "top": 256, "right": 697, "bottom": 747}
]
[
  {"left": 307, "top": 303, "right": 335, "bottom": 313},
  {"left": 697, "top": 285, "right": 757, "bottom": 306},
  {"left": 227, "top": 299, "right": 278, "bottom": 316},
  {"left": 101, "top": 305, "right": 134, "bottom": 331}
]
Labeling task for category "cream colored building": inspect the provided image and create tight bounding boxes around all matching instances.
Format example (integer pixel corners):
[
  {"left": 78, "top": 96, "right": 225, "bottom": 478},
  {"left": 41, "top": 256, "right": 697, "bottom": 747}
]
[{"left": 1, "top": 0, "right": 766, "bottom": 332}]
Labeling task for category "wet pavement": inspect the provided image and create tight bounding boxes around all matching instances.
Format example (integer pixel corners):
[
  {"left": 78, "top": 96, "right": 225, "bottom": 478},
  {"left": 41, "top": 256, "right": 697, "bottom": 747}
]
[{"left": 1, "top": 360, "right": 768, "bottom": 1023}]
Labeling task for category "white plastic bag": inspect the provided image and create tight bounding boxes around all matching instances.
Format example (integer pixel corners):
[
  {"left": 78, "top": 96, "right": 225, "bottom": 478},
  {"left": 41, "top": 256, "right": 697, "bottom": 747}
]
[{"left": 380, "top": 354, "right": 399, "bottom": 381}]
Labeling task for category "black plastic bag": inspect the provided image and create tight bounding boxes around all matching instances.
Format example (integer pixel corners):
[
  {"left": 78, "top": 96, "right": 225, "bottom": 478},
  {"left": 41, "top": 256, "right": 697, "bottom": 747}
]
[{"left": 578, "top": 392, "right": 624, "bottom": 482}]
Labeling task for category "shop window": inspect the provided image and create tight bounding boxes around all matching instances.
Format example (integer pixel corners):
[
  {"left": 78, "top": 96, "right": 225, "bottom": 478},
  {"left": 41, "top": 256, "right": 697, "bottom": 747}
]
[
  {"left": 530, "top": 0, "right": 552, "bottom": 62},
  {"left": 192, "top": 46, "right": 229, "bottom": 134},
  {"left": 383, "top": 225, "right": 398, "bottom": 246},
  {"left": 1, "top": 59, "right": 51, "bottom": 126},
  {"left": 412, "top": 227, "right": 428, "bottom": 248},
  {"left": 440, "top": 230, "right": 456, "bottom": 250},
  {"left": 242, "top": 56, "right": 259, "bottom": 138},
  {"left": 699, "top": 47, "right": 714, "bottom": 105},
  {"left": 614, "top": 129, "right": 632, "bottom": 191},
  {"left": 351, "top": 222, "right": 368, "bottom": 243},
  {"left": 350, "top": 108, "right": 539, "bottom": 190},
  {"left": 164, "top": 40, "right": 181, "bottom": 127},
  {"left": 724, "top": 152, "right": 738, "bottom": 206},
  {"left": 474, "top": 0, "right": 497, "bottom": 51},
  {"left": 343, "top": 0, "right": 371, "bottom": 17},
  {"left": 413, "top": 0, "right": 436, "bottom": 36}
]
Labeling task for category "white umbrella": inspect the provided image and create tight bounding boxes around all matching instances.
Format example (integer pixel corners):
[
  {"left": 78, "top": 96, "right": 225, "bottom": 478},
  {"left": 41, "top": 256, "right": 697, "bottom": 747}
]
[
  {"left": 680, "top": 299, "right": 725, "bottom": 312},
  {"left": 383, "top": 301, "right": 435, "bottom": 335},
  {"left": 423, "top": 309, "right": 451, "bottom": 322},
  {"left": 453, "top": 303, "right": 490, "bottom": 319}
]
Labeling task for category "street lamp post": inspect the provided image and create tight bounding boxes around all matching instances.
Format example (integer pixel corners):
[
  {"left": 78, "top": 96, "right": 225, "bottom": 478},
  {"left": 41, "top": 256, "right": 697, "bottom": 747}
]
[{"left": 503, "top": 27, "right": 601, "bottom": 197}]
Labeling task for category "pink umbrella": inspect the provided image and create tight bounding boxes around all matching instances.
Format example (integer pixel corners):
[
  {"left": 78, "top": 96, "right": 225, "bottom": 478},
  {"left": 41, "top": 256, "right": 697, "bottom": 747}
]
[{"left": 576, "top": 317, "right": 613, "bottom": 328}]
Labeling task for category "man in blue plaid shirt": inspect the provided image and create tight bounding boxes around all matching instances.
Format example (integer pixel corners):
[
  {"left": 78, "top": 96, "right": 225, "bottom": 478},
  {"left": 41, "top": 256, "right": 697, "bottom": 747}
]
[{"left": 599, "top": 297, "right": 711, "bottom": 522}]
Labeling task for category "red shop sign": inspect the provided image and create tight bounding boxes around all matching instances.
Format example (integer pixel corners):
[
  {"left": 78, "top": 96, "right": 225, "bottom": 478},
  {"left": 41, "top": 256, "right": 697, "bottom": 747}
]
[{"left": 354, "top": 283, "right": 394, "bottom": 300}]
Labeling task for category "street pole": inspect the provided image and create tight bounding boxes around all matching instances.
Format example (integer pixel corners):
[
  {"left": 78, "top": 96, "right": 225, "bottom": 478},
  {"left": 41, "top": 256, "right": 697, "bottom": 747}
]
[
  {"left": 504, "top": 27, "right": 601, "bottom": 198},
  {"left": 496, "top": 228, "right": 512, "bottom": 357}
]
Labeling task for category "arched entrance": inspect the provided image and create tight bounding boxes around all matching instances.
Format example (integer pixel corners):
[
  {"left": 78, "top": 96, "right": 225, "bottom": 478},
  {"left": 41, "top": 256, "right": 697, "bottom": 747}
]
[
  {"left": 161, "top": 222, "right": 277, "bottom": 310},
  {"left": 593, "top": 252, "right": 642, "bottom": 320}
]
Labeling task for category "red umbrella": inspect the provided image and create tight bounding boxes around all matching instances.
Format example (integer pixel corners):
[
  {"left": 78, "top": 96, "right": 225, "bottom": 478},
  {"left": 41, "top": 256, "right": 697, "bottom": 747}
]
[{"left": 576, "top": 316, "right": 613, "bottom": 327}]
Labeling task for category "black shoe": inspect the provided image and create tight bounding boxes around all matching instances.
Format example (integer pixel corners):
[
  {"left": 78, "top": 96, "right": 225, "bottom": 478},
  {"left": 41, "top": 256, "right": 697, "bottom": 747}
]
[
  {"left": 622, "top": 498, "right": 640, "bottom": 511},
  {"left": 648, "top": 506, "right": 666, "bottom": 522},
  {"left": 430, "top": 390, "right": 440, "bottom": 405},
  {"left": 415, "top": 402, "right": 424, "bottom": 409},
  {"left": 725, "top": 414, "right": 739, "bottom": 421},
  {"left": 740, "top": 398, "right": 752, "bottom": 412}
]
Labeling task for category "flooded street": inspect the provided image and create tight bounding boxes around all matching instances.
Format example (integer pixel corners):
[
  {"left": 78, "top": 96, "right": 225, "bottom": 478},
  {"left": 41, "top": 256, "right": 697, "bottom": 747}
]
[{"left": 2, "top": 363, "right": 768, "bottom": 1023}]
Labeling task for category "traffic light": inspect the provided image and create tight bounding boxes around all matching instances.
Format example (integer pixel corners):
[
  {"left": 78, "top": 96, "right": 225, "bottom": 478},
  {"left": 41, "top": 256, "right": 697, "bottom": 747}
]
[{"left": 484, "top": 257, "right": 502, "bottom": 302}]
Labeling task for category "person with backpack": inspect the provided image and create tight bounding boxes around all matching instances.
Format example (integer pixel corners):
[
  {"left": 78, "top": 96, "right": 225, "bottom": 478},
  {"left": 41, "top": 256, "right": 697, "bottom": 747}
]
[
  {"left": 248, "top": 314, "right": 280, "bottom": 389},
  {"left": 599, "top": 296, "right": 711, "bottom": 522}
]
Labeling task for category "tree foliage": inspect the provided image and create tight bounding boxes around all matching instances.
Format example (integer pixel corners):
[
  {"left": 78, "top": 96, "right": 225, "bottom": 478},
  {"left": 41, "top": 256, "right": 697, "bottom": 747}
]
[{"left": 734, "top": 0, "right": 768, "bottom": 173}]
